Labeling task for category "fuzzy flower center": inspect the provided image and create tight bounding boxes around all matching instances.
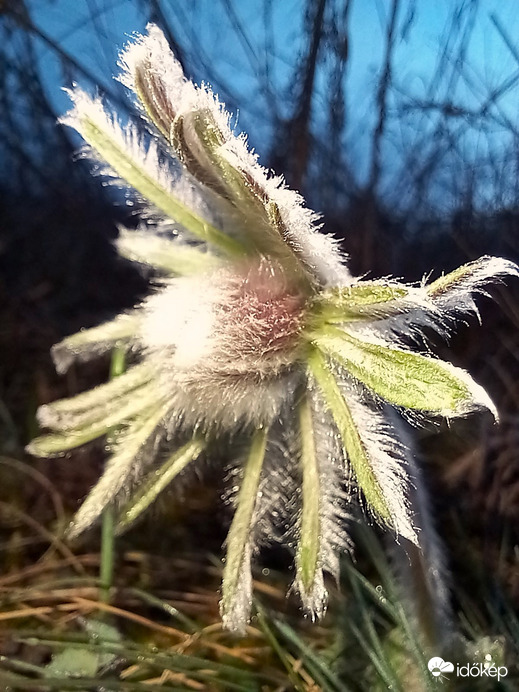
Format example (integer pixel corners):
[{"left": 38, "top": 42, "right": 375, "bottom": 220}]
[
  {"left": 142, "top": 259, "right": 307, "bottom": 377},
  {"left": 216, "top": 261, "right": 307, "bottom": 372},
  {"left": 140, "top": 259, "right": 308, "bottom": 429}
]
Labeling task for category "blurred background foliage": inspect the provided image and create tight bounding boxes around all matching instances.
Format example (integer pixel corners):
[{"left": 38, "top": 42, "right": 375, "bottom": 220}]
[{"left": 1, "top": 0, "right": 519, "bottom": 689}]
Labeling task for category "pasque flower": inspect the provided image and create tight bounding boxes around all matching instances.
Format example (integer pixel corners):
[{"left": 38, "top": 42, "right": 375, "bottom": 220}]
[{"left": 28, "top": 25, "right": 518, "bottom": 632}]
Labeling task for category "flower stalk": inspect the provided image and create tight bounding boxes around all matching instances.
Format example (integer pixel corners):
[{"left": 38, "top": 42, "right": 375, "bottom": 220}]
[{"left": 99, "top": 347, "right": 126, "bottom": 605}]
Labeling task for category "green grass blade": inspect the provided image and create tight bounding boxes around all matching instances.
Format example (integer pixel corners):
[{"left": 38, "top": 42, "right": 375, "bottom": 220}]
[
  {"left": 255, "top": 606, "right": 307, "bottom": 692},
  {"left": 16, "top": 635, "right": 260, "bottom": 688},
  {"left": 273, "top": 618, "right": 349, "bottom": 692}
]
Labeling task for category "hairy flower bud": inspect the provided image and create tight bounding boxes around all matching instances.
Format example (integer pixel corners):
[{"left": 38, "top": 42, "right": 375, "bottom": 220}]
[
  {"left": 27, "top": 24, "right": 519, "bottom": 634},
  {"left": 141, "top": 259, "right": 307, "bottom": 429}
]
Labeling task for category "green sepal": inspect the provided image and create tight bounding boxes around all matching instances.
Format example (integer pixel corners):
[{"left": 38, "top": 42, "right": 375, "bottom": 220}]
[
  {"left": 27, "top": 395, "right": 157, "bottom": 457},
  {"left": 39, "top": 362, "right": 152, "bottom": 429},
  {"left": 51, "top": 313, "right": 139, "bottom": 374},
  {"left": 427, "top": 258, "right": 484, "bottom": 298},
  {"left": 67, "top": 402, "right": 167, "bottom": 538}
]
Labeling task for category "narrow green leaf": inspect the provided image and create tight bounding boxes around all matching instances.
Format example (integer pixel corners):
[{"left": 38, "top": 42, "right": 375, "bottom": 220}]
[
  {"left": 133, "top": 58, "right": 175, "bottom": 139},
  {"left": 314, "top": 282, "right": 410, "bottom": 322},
  {"left": 190, "top": 109, "right": 263, "bottom": 211},
  {"left": 175, "top": 107, "right": 310, "bottom": 284},
  {"left": 51, "top": 313, "right": 139, "bottom": 374},
  {"left": 221, "top": 427, "right": 267, "bottom": 631},
  {"left": 309, "top": 325, "right": 492, "bottom": 415},
  {"left": 28, "top": 393, "right": 157, "bottom": 457},
  {"left": 68, "top": 403, "right": 167, "bottom": 537},
  {"left": 77, "top": 113, "right": 243, "bottom": 256},
  {"left": 116, "top": 438, "right": 205, "bottom": 532},
  {"left": 308, "top": 349, "right": 391, "bottom": 522},
  {"left": 296, "top": 392, "right": 321, "bottom": 597},
  {"left": 40, "top": 362, "right": 152, "bottom": 423},
  {"left": 171, "top": 110, "right": 232, "bottom": 198},
  {"left": 426, "top": 260, "right": 479, "bottom": 298},
  {"left": 329, "top": 282, "right": 408, "bottom": 305},
  {"left": 117, "top": 230, "right": 220, "bottom": 275}
]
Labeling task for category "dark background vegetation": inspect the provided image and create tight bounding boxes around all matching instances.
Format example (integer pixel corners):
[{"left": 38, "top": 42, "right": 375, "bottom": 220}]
[{"left": 1, "top": 0, "right": 519, "bottom": 689}]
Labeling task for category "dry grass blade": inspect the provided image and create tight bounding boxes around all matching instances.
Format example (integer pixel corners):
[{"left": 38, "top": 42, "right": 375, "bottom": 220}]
[
  {"left": 0, "top": 457, "right": 66, "bottom": 531},
  {"left": 0, "top": 501, "right": 85, "bottom": 575},
  {"left": 68, "top": 595, "right": 187, "bottom": 640}
]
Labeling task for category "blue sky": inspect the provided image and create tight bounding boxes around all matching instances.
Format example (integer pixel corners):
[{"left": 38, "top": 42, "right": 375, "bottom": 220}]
[{"left": 27, "top": 0, "right": 519, "bottom": 211}]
